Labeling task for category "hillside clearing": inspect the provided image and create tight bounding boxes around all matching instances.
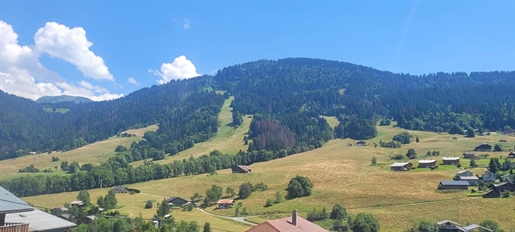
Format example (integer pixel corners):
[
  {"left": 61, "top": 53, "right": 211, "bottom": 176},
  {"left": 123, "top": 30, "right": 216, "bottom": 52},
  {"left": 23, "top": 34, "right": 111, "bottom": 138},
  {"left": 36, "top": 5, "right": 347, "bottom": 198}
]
[
  {"left": 21, "top": 125, "right": 515, "bottom": 230},
  {"left": 0, "top": 125, "right": 157, "bottom": 180}
]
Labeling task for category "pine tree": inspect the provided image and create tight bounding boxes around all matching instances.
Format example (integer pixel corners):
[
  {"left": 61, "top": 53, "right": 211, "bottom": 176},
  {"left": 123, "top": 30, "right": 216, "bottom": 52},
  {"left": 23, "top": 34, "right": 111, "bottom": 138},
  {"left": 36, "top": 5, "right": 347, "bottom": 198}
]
[
  {"left": 203, "top": 222, "right": 212, "bottom": 232},
  {"left": 416, "top": 136, "right": 419, "bottom": 142},
  {"left": 489, "top": 158, "right": 498, "bottom": 173},
  {"left": 371, "top": 157, "right": 377, "bottom": 166},
  {"left": 470, "top": 158, "right": 477, "bottom": 168},
  {"left": 154, "top": 199, "right": 174, "bottom": 229}
]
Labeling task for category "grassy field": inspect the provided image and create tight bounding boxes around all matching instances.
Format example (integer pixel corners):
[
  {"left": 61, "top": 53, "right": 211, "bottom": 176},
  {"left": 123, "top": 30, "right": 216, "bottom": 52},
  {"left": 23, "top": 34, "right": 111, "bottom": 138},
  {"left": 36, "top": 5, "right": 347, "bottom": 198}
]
[
  {"left": 132, "top": 96, "right": 251, "bottom": 166},
  {"left": 0, "top": 125, "right": 157, "bottom": 180},
  {"left": 19, "top": 123, "right": 515, "bottom": 230}
]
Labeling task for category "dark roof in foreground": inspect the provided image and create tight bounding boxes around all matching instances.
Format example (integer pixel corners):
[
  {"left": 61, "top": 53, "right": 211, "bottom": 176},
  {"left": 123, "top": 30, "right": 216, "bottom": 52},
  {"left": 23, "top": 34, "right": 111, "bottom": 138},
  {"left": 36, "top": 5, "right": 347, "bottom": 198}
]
[
  {"left": 6, "top": 209, "right": 77, "bottom": 231},
  {"left": 0, "top": 186, "right": 34, "bottom": 214},
  {"left": 440, "top": 181, "right": 470, "bottom": 186}
]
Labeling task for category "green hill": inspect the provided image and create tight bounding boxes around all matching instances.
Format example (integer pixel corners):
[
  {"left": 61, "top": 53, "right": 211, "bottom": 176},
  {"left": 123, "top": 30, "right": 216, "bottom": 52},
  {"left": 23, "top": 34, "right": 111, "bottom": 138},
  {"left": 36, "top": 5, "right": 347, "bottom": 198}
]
[{"left": 36, "top": 95, "right": 93, "bottom": 103}]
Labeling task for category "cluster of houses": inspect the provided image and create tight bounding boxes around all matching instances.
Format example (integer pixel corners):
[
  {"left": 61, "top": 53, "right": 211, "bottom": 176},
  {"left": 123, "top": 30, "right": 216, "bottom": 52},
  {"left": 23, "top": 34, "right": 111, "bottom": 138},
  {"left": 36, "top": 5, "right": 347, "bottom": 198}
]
[{"left": 437, "top": 220, "right": 492, "bottom": 232}]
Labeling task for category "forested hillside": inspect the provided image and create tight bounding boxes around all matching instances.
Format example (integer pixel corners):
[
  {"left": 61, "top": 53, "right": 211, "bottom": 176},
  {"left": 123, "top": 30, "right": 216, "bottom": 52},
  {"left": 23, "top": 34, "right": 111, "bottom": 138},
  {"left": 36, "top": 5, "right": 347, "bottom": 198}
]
[{"left": 1, "top": 58, "right": 515, "bottom": 161}]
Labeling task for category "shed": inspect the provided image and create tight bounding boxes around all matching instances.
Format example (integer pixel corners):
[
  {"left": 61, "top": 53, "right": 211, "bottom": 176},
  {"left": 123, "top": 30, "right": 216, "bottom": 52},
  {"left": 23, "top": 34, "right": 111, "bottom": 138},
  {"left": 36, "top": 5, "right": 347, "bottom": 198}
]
[
  {"left": 508, "top": 151, "right": 515, "bottom": 159},
  {"left": 418, "top": 160, "right": 437, "bottom": 168},
  {"left": 474, "top": 143, "right": 492, "bottom": 152},
  {"left": 356, "top": 141, "right": 367, "bottom": 146},
  {"left": 442, "top": 157, "right": 460, "bottom": 165},
  {"left": 438, "top": 181, "right": 469, "bottom": 190},
  {"left": 494, "top": 182, "right": 515, "bottom": 192},
  {"left": 482, "top": 190, "right": 501, "bottom": 198},
  {"left": 463, "top": 152, "right": 477, "bottom": 159},
  {"left": 232, "top": 165, "right": 251, "bottom": 174},
  {"left": 390, "top": 162, "right": 413, "bottom": 171}
]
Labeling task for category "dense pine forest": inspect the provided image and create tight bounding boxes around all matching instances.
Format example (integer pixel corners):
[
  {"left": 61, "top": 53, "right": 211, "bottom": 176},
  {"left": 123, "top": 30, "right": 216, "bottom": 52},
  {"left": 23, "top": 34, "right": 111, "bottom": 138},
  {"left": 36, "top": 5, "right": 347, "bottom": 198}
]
[{"left": 2, "top": 58, "right": 515, "bottom": 161}]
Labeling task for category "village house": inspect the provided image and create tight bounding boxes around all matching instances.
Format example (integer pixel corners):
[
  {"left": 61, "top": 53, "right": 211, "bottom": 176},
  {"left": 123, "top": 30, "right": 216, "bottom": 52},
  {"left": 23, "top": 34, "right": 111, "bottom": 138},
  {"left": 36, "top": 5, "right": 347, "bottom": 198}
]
[
  {"left": 418, "top": 160, "right": 437, "bottom": 168},
  {"left": 216, "top": 199, "right": 235, "bottom": 209},
  {"left": 356, "top": 141, "right": 367, "bottom": 146},
  {"left": 438, "top": 181, "right": 469, "bottom": 190},
  {"left": 482, "top": 170, "right": 496, "bottom": 181},
  {"left": 246, "top": 210, "right": 328, "bottom": 232},
  {"left": 390, "top": 162, "right": 413, "bottom": 171},
  {"left": 483, "top": 189, "right": 502, "bottom": 198},
  {"left": 113, "top": 186, "right": 128, "bottom": 194},
  {"left": 232, "top": 165, "right": 251, "bottom": 174},
  {"left": 494, "top": 182, "right": 515, "bottom": 192},
  {"left": 462, "top": 152, "right": 477, "bottom": 159},
  {"left": 508, "top": 151, "right": 515, "bottom": 159},
  {"left": 442, "top": 157, "right": 460, "bottom": 165},
  {"left": 165, "top": 197, "right": 190, "bottom": 208},
  {"left": 456, "top": 170, "right": 473, "bottom": 177},
  {"left": 70, "top": 201, "right": 84, "bottom": 208},
  {"left": 474, "top": 143, "right": 492, "bottom": 152},
  {"left": 0, "top": 186, "right": 76, "bottom": 232},
  {"left": 458, "top": 176, "right": 479, "bottom": 186},
  {"left": 437, "top": 220, "right": 493, "bottom": 232}
]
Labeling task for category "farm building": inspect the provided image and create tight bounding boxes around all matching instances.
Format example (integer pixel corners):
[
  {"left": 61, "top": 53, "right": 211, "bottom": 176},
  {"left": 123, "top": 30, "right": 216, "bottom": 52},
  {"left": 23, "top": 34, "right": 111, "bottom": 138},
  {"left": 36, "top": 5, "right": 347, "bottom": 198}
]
[
  {"left": 458, "top": 176, "right": 479, "bottom": 186},
  {"left": 113, "top": 186, "right": 128, "bottom": 194},
  {"left": 232, "top": 165, "right": 251, "bottom": 174},
  {"left": 356, "top": 141, "right": 367, "bottom": 146},
  {"left": 483, "top": 190, "right": 501, "bottom": 198},
  {"left": 390, "top": 162, "right": 413, "bottom": 171},
  {"left": 438, "top": 181, "right": 469, "bottom": 190},
  {"left": 70, "top": 201, "right": 84, "bottom": 208},
  {"left": 508, "top": 151, "right": 515, "bottom": 158},
  {"left": 474, "top": 143, "right": 492, "bottom": 152},
  {"left": 246, "top": 210, "right": 328, "bottom": 232},
  {"left": 216, "top": 199, "right": 235, "bottom": 209},
  {"left": 166, "top": 197, "right": 190, "bottom": 207},
  {"left": 494, "top": 182, "right": 515, "bottom": 192},
  {"left": 462, "top": 152, "right": 477, "bottom": 159},
  {"left": 436, "top": 220, "right": 493, "bottom": 232},
  {"left": 482, "top": 170, "right": 496, "bottom": 181},
  {"left": 418, "top": 160, "right": 437, "bottom": 168},
  {"left": 456, "top": 170, "right": 473, "bottom": 177},
  {"left": 442, "top": 157, "right": 460, "bottom": 165}
]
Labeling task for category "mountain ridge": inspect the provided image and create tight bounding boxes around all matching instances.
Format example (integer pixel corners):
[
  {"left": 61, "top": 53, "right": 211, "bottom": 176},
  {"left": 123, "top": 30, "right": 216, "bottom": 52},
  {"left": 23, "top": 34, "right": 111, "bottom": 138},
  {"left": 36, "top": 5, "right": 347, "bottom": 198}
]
[{"left": 36, "top": 95, "right": 93, "bottom": 104}]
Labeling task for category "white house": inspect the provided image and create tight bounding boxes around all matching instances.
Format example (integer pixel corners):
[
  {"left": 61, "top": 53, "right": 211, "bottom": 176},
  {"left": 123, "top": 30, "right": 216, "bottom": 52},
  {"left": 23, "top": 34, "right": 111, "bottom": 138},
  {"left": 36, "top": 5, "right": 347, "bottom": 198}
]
[{"left": 482, "top": 170, "right": 496, "bottom": 182}]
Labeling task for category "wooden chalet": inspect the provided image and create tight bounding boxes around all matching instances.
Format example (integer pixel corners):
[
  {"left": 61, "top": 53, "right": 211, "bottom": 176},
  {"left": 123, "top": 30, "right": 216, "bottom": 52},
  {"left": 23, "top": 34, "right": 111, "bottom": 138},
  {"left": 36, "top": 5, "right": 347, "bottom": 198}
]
[
  {"left": 216, "top": 199, "right": 235, "bottom": 209},
  {"left": 113, "top": 186, "right": 128, "bottom": 194},
  {"left": 474, "top": 143, "right": 492, "bottom": 152},
  {"left": 493, "top": 182, "right": 515, "bottom": 192},
  {"left": 390, "top": 162, "right": 413, "bottom": 171},
  {"left": 246, "top": 210, "right": 328, "bottom": 232},
  {"left": 438, "top": 181, "right": 469, "bottom": 190},
  {"left": 483, "top": 190, "right": 501, "bottom": 198},
  {"left": 166, "top": 197, "right": 190, "bottom": 208},
  {"left": 232, "top": 165, "right": 251, "bottom": 174},
  {"left": 356, "top": 141, "right": 367, "bottom": 146},
  {"left": 418, "top": 160, "right": 437, "bottom": 168},
  {"left": 462, "top": 152, "right": 477, "bottom": 159},
  {"left": 442, "top": 157, "right": 460, "bottom": 165}
]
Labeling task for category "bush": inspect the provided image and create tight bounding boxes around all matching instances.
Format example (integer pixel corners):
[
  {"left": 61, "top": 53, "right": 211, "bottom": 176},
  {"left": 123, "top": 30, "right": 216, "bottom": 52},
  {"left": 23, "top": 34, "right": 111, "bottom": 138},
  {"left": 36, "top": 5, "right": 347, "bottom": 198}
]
[
  {"left": 264, "top": 199, "right": 274, "bottom": 207},
  {"left": 287, "top": 176, "right": 313, "bottom": 199},
  {"left": 238, "top": 183, "right": 253, "bottom": 199},
  {"left": 393, "top": 132, "right": 411, "bottom": 144},
  {"left": 51, "top": 156, "right": 60, "bottom": 162},
  {"left": 144, "top": 200, "right": 153, "bottom": 209},
  {"left": 183, "top": 204, "right": 194, "bottom": 211},
  {"left": 391, "top": 154, "right": 405, "bottom": 160},
  {"left": 306, "top": 207, "right": 328, "bottom": 222}
]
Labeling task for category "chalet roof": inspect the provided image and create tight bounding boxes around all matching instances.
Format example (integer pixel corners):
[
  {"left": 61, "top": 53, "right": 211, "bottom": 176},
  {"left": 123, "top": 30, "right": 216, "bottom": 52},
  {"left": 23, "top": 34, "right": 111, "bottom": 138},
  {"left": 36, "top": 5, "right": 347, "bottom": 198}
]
[
  {"left": 476, "top": 143, "right": 491, "bottom": 147},
  {"left": 462, "top": 224, "right": 492, "bottom": 232},
  {"left": 86, "top": 215, "right": 98, "bottom": 220},
  {"left": 236, "top": 165, "right": 251, "bottom": 172},
  {"left": 0, "top": 186, "right": 34, "bottom": 214},
  {"left": 390, "top": 162, "right": 410, "bottom": 167},
  {"left": 456, "top": 170, "right": 472, "bottom": 174},
  {"left": 442, "top": 157, "right": 460, "bottom": 160},
  {"left": 356, "top": 141, "right": 366, "bottom": 144},
  {"left": 5, "top": 209, "right": 76, "bottom": 231},
  {"left": 217, "top": 199, "right": 234, "bottom": 204},
  {"left": 166, "top": 196, "right": 189, "bottom": 203},
  {"left": 494, "top": 182, "right": 511, "bottom": 187},
  {"left": 459, "top": 176, "right": 479, "bottom": 180},
  {"left": 70, "top": 200, "right": 84, "bottom": 205},
  {"left": 250, "top": 216, "right": 328, "bottom": 232},
  {"left": 418, "top": 160, "right": 436, "bottom": 164},
  {"left": 437, "top": 219, "right": 461, "bottom": 226},
  {"left": 440, "top": 181, "right": 469, "bottom": 186}
]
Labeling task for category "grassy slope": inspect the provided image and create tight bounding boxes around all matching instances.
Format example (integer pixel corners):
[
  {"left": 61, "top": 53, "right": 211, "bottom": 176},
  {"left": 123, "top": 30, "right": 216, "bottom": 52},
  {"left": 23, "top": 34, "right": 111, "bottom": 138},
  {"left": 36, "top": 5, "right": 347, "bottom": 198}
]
[
  {"left": 22, "top": 123, "right": 515, "bottom": 230},
  {"left": 0, "top": 125, "right": 157, "bottom": 180},
  {"left": 132, "top": 96, "right": 251, "bottom": 166}
]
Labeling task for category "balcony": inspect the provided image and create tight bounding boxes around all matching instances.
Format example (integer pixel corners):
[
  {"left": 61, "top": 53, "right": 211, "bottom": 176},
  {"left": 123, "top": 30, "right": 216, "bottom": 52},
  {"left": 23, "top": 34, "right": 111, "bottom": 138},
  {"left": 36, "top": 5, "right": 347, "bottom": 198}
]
[{"left": 0, "top": 223, "right": 29, "bottom": 232}]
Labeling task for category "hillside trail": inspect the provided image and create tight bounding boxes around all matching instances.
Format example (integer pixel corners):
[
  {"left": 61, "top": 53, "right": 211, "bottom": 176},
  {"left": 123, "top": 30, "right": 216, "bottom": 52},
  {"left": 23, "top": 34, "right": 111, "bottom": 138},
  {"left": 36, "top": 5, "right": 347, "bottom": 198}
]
[{"left": 139, "top": 192, "right": 257, "bottom": 226}]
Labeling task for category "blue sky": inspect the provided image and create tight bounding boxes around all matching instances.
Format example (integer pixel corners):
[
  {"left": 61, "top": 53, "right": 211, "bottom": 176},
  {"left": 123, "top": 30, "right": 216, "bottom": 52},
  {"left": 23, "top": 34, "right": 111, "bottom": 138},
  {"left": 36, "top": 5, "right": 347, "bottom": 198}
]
[{"left": 0, "top": 0, "right": 514, "bottom": 101}]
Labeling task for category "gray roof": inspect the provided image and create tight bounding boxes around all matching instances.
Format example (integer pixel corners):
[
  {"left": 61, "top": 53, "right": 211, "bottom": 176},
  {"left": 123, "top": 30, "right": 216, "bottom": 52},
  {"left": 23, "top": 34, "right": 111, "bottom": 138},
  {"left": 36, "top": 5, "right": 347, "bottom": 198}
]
[
  {"left": 463, "top": 152, "right": 476, "bottom": 154},
  {"left": 462, "top": 224, "right": 492, "bottom": 232},
  {"left": 6, "top": 209, "right": 76, "bottom": 231},
  {"left": 440, "top": 181, "right": 470, "bottom": 186},
  {"left": 442, "top": 157, "right": 460, "bottom": 160},
  {"left": 437, "top": 219, "right": 460, "bottom": 226},
  {"left": 390, "top": 162, "right": 410, "bottom": 167},
  {"left": 459, "top": 176, "right": 479, "bottom": 180},
  {"left": 418, "top": 160, "right": 436, "bottom": 164},
  {"left": 0, "top": 186, "right": 34, "bottom": 214},
  {"left": 456, "top": 170, "right": 472, "bottom": 174}
]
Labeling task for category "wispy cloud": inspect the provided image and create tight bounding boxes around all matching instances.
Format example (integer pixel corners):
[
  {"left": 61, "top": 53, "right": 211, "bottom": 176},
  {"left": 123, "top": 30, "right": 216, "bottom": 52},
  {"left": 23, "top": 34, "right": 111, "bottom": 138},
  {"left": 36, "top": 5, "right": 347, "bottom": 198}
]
[
  {"left": 172, "top": 17, "right": 190, "bottom": 29},
  {"left": 128, "top": 77, "right": 141, "bottom": 86},
  {"left": 183, "top": 18, "right": 190, "bottom": 29}
]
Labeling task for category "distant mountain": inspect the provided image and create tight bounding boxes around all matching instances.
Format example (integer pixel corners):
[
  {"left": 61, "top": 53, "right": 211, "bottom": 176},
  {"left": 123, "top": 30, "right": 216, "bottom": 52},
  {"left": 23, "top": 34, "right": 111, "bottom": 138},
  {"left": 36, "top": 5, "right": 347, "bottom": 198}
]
[{"left": 36, "top": 95, "right": 93, "bottom": 103}]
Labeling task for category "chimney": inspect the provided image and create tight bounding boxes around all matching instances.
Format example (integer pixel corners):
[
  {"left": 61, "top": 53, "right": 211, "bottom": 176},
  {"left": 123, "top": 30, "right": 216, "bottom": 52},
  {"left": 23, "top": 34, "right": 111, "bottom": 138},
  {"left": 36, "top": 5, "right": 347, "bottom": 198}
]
[{"left": 292, "top": 210, "right": 298, "bottom": 226}]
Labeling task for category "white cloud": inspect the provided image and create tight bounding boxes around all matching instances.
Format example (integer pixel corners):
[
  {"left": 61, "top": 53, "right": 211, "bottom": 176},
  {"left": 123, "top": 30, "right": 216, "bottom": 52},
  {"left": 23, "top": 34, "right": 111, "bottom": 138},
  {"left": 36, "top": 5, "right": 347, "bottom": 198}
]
[
  {"left": 128, "top": 77, "right": 141, "bottom": 86},
  {"left": 0, "top": 20, "right": 122, "bottom": 101},
  {"left": 151, "top": 55, "right": 200, "bottom": 84},
  {"left": 34, "top": 22, "right": 114, "bottom": 81},
  {"left": 183, "top": 18, "right": 190, "bottom": 29}
]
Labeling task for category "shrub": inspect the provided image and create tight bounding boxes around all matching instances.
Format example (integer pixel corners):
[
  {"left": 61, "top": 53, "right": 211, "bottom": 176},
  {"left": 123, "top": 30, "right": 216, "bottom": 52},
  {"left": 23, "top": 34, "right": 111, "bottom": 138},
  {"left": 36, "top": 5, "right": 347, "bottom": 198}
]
[
  {"left": 51, "top": 156, "right": 60, "bottom": 162},
  {"left": 264, "top": 199, "right": 274, "bottom": 207},
  {"left": 392, "top": 154, "right": 404, "bottom": 160},
  {"left": 287, "top": 176, "right": 313, "bottom": 199},
  {"left": 183, "top": 203, "right": 194, "bottom": 211},
  {"left": 144, "top": 200, "right": 153, "bottom": 209},
  {"left": 393, "top": 132, "right": 411, "bottom": 144}
]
